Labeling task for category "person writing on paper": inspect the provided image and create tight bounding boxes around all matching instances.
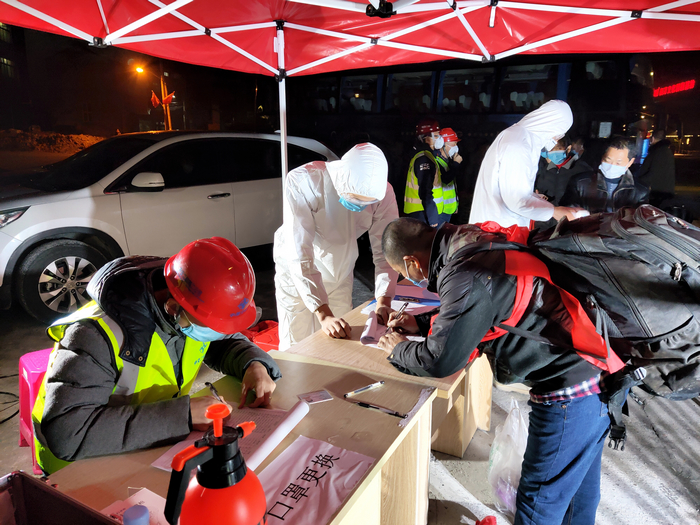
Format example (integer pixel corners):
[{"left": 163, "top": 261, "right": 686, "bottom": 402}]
[
  {"left": 273, "top": 143, "right": 398, "bottom": 350},
  {"left": 378, "top": 218, "right": 623, "bottom": 525},
  {"left": 32, "top": 237, "right": 281, "bottom": 475},
  {"left": 469, "top": 100, "right": 584, "bottom": 227}
]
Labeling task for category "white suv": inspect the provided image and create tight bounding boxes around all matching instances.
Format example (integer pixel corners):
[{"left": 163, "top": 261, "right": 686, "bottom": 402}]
[{"left": 0, "top": 131, "right": 338, "bottom": 323}]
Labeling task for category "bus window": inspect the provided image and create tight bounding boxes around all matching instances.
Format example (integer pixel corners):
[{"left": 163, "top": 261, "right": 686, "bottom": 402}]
[
  {"left": 439, "top": 68, "right": 495, "bottom": 113},
  {"left": 340, "top": 75, "right": 378, "bottom": 113},
  {"left": 499, "top": 64, "right": 559, "bottom": 113},
  {"left": 300, "top": 76, "right": 338, "bottom": 114},
  {"left": 630, "top": 55, "right": 653, "bottom": 87},
  {"left": 585, "top": 60, "right": 617, "bottom": 81},
  {"left": 385, "top": 71, "right": 434, "bottom": 114}
]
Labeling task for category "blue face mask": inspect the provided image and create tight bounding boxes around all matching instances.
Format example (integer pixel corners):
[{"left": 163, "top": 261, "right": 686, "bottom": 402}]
[
  {"left": 179, "top": 311, "right": 225, "bottom": 342},
  {"left": 546, "top": 150, "right": 568, "bottom": 165},
  {"left": 339, "top": 196, "right": 367, "bottom": 212},
  {"left": 404, "top": 259, "right": 429, "bottom": 289}
]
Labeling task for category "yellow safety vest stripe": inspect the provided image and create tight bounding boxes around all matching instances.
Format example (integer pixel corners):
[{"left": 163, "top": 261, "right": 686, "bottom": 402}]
[
  {"left": 435, "top": 155, "right": 458, "bottom": 215},
  {"left": 33, "top": 301, "right": 208, "bottom": 474},
  {"left": 405, "top": 150, "right": 442, "bottom": 215}
]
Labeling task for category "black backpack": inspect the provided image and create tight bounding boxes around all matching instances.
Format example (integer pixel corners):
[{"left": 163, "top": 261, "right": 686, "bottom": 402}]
[{"left": 530, "top": 205, "right": 700, "bottom": 402}]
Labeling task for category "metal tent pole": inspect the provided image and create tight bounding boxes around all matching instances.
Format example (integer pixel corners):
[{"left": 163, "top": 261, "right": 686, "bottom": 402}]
[{"left": 276, "top": 21, "right": 289, "bottom": 188}]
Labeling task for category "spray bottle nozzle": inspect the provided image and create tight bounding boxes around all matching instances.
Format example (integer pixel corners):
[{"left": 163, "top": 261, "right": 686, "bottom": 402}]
[{"left": 205, "top": 403, "right": 231, "bottom": 437}]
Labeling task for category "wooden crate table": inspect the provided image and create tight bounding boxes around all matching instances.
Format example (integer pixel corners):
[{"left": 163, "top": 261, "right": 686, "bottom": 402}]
[
  {"left": 49, "top": 356, "right": 436, "bottom": 525},
  {"left": 284, "top": 301, "right": 493, "bottom": 457}
]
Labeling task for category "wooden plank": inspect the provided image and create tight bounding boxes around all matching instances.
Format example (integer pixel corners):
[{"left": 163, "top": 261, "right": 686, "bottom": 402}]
[
  {"left": 379, "top": 400, "right": 432, "bottom": 525},
  {"left": 336, "top": 473, "right": 381, "bottom": 525},
  {"left": 285, "top": 303, "right": 465, "bottom": 394},
  {"left": 49, "top": 358, "right": 436, "bottom": 525}
]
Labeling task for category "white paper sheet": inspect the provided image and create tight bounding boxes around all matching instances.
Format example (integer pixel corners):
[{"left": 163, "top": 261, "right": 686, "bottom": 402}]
[
  {"left": 360, "top": 310, "right": 426, "bottom": 347},
  {"left": 360, "top": 299, "right": 438, "bottom": 316},
  {"left": 258, "top": 436, "right": 375, "bottom": 525},
  {"left": 151, "top": 401, "right": 309, "bottom": 472},
  {"left": 101, "top": 488, "right": 167, "bottom": 525}
]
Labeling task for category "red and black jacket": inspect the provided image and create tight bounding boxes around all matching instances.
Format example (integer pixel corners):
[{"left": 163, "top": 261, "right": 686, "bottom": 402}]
[{"left": 387, "top": 223, "right": 622, "bottom": 394}]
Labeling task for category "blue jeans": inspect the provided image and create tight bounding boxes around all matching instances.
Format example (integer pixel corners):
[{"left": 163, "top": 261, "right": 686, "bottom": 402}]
[{"left": 514, "top": 394, "right": 610, "bottom": 525}]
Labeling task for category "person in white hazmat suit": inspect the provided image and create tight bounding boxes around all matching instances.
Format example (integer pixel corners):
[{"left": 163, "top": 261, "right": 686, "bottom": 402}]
[
  {"left": 273, "top": 143, "right": 399, "bottom": 351},
  {"left": 469, "top": 100, "right": 584, "bottom": 228}
]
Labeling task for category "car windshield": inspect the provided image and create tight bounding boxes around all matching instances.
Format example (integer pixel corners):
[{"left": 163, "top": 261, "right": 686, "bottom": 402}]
[{"left": 27, "top": 136, "right": 160, "bottom": 191}]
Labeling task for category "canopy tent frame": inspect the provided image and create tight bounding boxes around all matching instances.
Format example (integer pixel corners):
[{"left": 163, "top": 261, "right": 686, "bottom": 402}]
[{"left": 2, "top": 0, "right": 700, "bottom": 182}]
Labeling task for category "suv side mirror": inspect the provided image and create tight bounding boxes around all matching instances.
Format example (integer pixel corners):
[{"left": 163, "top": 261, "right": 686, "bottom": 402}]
[{"left": 130, "top": 172, "right": 165, "bottom": 192}]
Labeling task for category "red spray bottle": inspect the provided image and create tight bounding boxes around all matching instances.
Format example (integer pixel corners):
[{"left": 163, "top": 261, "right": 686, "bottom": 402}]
[{"left": 164, "top": 403, "right": 267, "bottom": 525}]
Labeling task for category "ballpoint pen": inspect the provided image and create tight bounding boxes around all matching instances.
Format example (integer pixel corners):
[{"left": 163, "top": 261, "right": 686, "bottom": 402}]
[
  {"left": 205, "top": 382, "right": 223, "bottom": 403},
  {"left": 344, "top": 380, "right": 385, "bottom": 398},
  {"left": 383, "top": 301, "right": 410, "bottom": 336},
  {"left": 346, "top": 398, "right": 407, "bottom": 419}
]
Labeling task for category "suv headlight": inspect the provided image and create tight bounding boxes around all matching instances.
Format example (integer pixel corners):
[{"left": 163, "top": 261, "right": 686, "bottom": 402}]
[{"left": 0, "top": 207, "right": 28, "bottom": 228}]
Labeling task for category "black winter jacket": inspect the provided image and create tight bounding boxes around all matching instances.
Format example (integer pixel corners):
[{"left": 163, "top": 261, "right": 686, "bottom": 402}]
[
  {"left": 40, "top": 257, "right": 280, "bottom": 463},
  {"left": 636, "top": 139, "right": 676, "bottom": 195},
  {"left": 560, "top": 169, "right": 649, "bottom": 213},
  {"left": 388, "top": 224, "right": 601, "bottom": 394},
  {"left": 534, "top": 155, "right": 592, "bottom": 206}
]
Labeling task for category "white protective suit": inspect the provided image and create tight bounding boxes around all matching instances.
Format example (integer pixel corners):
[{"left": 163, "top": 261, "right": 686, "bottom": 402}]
[
  {"left": 273, "top": 143, "right": 399, "bottom": 351},
  {"left": 469, "top": 100, "right": 574, "bottom": 227}
]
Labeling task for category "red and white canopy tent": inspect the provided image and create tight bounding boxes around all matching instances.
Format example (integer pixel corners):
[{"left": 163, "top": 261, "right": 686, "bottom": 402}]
[{"left": 1, "top": 0, "right": 700, "bottom": 175}]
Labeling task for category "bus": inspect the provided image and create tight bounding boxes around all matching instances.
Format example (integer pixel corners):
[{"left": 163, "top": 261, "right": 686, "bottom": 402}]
[{"left": 283, "top": 53, "right": 655, "bottom": 221}]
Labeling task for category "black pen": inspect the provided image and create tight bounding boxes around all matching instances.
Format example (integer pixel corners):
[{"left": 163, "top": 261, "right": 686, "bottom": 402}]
[
  {"left": 205, "top": 382, "right": 223, "bottom": 403},
  {"left": 347, "top": 398, "right": 407, "bottom": 419},
  {"left": 383, "top": 301, "right": 410, "bottom": 336}
]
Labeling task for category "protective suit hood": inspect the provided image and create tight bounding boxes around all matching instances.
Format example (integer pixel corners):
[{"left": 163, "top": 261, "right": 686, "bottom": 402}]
[
  {"left": 515, "top": 100, "right": 573, "bottom": 148},
  {"left": 326, "top": 143, "right": 388, "bottom": 202}
]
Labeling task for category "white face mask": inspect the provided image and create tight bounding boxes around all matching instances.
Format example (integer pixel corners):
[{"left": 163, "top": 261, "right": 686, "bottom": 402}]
[
  {"left": 433, "top": 136, "right": 445, "bottom": 150},
  {"left": 544, "top": 138, "right": 558, "bottom": 152},
  {"left": 599, "top": 162, "right": 627, "bottom": 180},
  {"left": 448, "top": 145, "right": 459, "bottom": 158}
]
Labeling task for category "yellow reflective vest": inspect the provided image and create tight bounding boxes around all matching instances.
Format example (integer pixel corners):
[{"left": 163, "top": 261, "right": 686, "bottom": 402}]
[
  {"left": 404, "top": 150, "right": 442, "bottom": 214},
  {"left": 405, "top": 151, "right": 457, "bottom": 216},
  {"left": 32, "top": 301, "right": 209, "bottom": 474},
  {"left": 435, "top": 156, "right": 458, "bottom": 216}
]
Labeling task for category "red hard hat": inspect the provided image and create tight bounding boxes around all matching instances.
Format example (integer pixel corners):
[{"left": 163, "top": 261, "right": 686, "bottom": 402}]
[
  {"left": 165, "top": 237, "right": 256, "bottom": 334},
  {"left": 440, "top": 128, "right": 460, "bottom": 143},
  {"left": 416, "top": 119, "right": 440, "bottom": 137}
]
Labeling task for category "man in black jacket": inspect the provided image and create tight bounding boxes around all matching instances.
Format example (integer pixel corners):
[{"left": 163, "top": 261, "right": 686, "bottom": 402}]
[
  {"left": 636, "top": 129, "right": 676, "bottom": 206},
  {"left": 404, "top": 120, "right": 443, "bottom": 226},
  {"left": 379, "top": 218, "right": 620, "bottom": 525},
  {"left": 560, "top": 136, "right": 648, "bottom": 213}
]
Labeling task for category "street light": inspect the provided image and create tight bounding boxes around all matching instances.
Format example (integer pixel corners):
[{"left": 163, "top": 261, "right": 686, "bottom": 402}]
[{"left": 136, "top": 65, "right": 172, "bottom": 131}]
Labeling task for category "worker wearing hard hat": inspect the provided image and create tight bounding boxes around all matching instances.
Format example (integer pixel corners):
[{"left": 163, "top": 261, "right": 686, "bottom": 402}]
[
  {"left": 32, "top": 237, "right": 281, "bottom": 475},
  {"left": 433, "top": 127, "right": 462, "bottom": 225},
  {"left": 273, "top": 143, "right": 399, "bottom": 351},
  {"left": 469, "top": 100, "right": 583, "bottom": 228}
]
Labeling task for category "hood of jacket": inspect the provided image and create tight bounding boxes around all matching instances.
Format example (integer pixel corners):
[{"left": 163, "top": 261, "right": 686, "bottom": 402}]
[
  {"left": 326, "top": 142, "right": 388, "bottom": 201},
  {"left": 427, "top": 223, "right": 514, "bottom": 291},
  {"left": 87, "top": 256, "right": 170, "bottom": 366},
  {"left": 515, "top": 100, "right": 573, "bottom": 149}
]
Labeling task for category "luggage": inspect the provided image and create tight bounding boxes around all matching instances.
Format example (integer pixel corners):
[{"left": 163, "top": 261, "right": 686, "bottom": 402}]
[{"left": 530, "top": 205, "right": 700, "bottom": 401}]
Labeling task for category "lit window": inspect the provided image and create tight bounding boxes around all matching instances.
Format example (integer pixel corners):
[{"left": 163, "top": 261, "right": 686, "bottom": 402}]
[
  {"left": 0, "top": 24, "right": 12, "bottom": 44},
  {"left": 440, "top": 68, "right": 495, "bottom": 114},
  {"left": 0, "top": 57, "right": 15, "bottom": 79},
  {"left": 385, "top": 71, "right": 433, "bottom": 114}
]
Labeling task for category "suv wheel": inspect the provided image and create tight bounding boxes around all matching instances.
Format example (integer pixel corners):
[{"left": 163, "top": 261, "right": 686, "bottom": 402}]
[{"left": 16, "top": 240, "right": 109, "bottom": 324}]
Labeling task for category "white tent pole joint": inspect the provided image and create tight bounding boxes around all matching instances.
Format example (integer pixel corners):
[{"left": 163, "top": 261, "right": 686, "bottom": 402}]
[
  {"left": 275, "top": 21, "right": 289, "bottom": 184},
  {"left": 489, "top": 0, "right": 497, "bottom": 28},
  {"left": 448, "top": 0, "right": 492, "bottom": 60}
]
